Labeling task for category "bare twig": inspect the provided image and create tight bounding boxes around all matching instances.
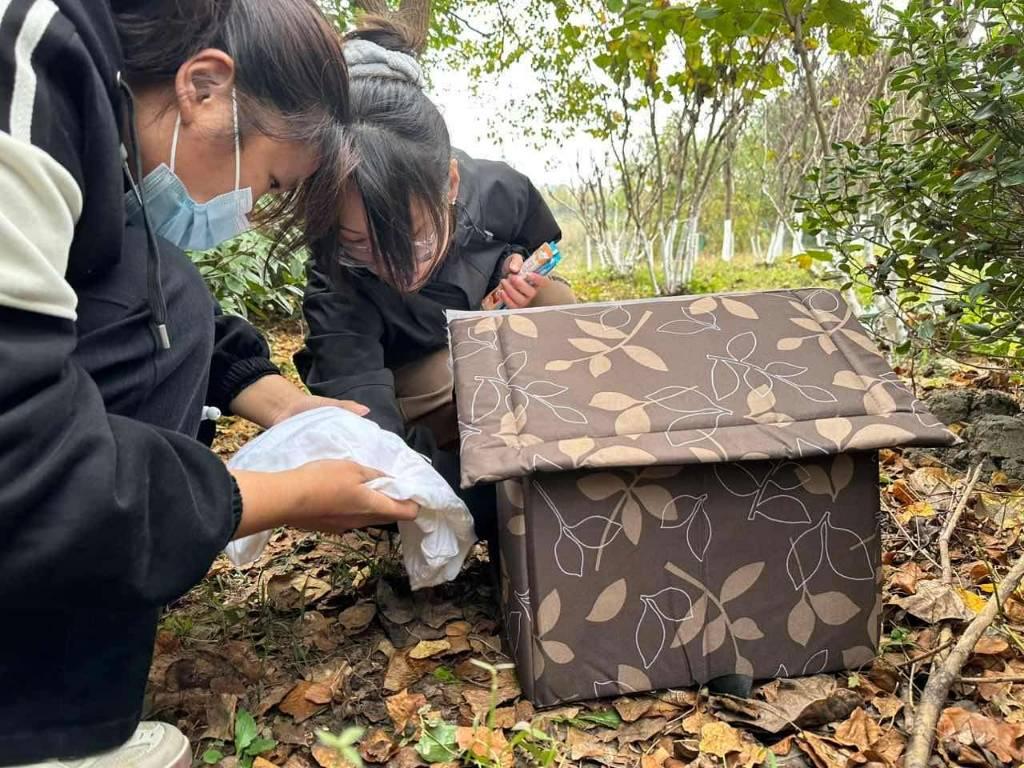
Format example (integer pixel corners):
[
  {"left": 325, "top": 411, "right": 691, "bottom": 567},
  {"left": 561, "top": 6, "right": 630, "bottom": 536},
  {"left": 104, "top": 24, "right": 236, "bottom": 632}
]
[
  {"left": 895, "top": 639, "right": 956, "bottom": 669},
  {"left": 958, "top": 674, "right": 1024, "bottom": 684},
  {"left": 905, "top": 550, "right": 1024, "bottom": 768},
  {"left": 940, "top": 464, "right": 984, "bottom": 586}
]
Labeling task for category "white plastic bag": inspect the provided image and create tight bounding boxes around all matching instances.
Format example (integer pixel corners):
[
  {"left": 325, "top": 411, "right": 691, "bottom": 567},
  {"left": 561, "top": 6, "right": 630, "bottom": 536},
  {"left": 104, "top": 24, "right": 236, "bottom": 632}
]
[{"left": 224, "top": 407, "right": 476, "bottom": 590}]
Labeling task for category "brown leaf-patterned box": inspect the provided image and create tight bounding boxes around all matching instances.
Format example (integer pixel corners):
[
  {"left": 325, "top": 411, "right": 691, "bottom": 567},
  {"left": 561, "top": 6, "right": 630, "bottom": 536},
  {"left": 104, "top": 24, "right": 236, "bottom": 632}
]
[{"left": 447, "top": 289, "right": 957, "bottom": 707}]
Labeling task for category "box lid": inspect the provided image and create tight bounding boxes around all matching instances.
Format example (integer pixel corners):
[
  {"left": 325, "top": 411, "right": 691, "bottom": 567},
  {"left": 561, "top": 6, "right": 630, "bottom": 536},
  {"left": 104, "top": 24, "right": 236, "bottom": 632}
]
[{"left": 448, "top": 289, "right": 958, "bottom": 486}]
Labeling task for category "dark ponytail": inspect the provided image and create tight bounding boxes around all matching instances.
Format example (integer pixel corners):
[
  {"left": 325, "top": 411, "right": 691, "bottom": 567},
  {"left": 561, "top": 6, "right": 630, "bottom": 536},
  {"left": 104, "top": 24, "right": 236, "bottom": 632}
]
[
  {"left": 113, "top": 0, "right": 353, "bottom": 250},
  {"left": 325, "top": 14, "right": 451, "bottom": 293}
]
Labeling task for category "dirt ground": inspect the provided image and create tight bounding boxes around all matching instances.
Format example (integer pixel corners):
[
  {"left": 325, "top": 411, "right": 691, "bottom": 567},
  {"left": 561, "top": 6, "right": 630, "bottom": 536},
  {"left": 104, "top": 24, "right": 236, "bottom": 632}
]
[{"left": 147, "top": 324, "right": 1024, "bottom": 768}]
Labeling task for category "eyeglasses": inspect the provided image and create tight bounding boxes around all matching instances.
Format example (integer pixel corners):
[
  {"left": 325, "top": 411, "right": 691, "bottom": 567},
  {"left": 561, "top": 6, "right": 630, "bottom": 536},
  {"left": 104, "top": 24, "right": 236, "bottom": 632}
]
[{"left": 337, "top": 231, "right": 440, "bottom": 271}]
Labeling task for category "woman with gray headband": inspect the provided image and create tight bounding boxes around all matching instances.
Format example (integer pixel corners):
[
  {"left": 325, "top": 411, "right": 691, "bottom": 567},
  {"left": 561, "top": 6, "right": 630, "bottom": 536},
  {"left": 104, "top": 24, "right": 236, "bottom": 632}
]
[{"left": 296, "top": 15, "right": 576, "bottom": 542}]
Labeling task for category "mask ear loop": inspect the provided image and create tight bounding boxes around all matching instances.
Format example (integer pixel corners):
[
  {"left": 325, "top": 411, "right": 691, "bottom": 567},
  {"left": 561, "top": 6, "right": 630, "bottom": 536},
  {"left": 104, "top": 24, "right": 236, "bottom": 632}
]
[
  {"left": 232, "top": 88, "right": 241, "bottom": 191},
  {"left": 170, "top": 113, "right": 181, "bottom": 175}
]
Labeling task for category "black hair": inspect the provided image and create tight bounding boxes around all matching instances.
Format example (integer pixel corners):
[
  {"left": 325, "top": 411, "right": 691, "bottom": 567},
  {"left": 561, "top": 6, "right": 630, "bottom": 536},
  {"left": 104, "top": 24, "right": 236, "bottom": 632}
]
[
  {"left": 113, "top": 0, "right": 353, "bottom": 250},
  {"left": 328, "top": 15, "right": 452, "bottom": 293}
]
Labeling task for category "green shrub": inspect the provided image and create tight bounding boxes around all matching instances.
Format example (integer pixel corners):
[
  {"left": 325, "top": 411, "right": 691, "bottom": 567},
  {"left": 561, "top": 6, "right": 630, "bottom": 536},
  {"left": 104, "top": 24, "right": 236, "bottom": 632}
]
[
  {"left": 189, "top": 232, "right": 306, "bottom": 320},
  {"left": 802, "top": 0, "right": 1024, "bottom": 364}
]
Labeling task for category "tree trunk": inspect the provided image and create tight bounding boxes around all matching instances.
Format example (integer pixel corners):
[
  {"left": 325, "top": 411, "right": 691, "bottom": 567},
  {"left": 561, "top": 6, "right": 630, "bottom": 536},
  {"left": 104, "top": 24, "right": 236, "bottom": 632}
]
[
  {"left": 351, "top": 0, "right": 433, "bottom": 54},
  {"left": 398, "top": 0, "right": 432, "bottom": 53},
  {"left": 353, "top": 0, "right": 389, "bottom": 13},
  {"left": 722, "top": 153, "right": 734, "bottom": 262}
]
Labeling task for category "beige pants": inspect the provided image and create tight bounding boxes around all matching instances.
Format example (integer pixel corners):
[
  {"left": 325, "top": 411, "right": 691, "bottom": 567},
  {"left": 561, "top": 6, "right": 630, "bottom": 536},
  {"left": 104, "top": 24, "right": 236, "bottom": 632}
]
[{"left": 395, "top": 278, "right": 577, "bottom": 448}]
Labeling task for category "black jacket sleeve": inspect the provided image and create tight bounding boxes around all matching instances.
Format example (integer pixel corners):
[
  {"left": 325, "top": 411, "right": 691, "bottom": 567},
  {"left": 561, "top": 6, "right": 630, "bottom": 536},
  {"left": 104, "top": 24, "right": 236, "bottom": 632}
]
[
  {"left": 296, "top": 266, "right": 405, "bottom": 435},
  {"left": 483, "top": 166, "right": 563, "bottom": 294},
  {"left": 0, "top": 7, "right": 239, "bottom": 608},
  {"left": 206, "top": 307, "right": 281, "bottom": 414}
]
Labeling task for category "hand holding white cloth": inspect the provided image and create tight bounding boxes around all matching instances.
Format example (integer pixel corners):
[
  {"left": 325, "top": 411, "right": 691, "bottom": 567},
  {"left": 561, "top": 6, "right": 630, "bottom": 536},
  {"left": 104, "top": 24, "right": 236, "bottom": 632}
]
[{"left": 224, "top": 407, "right": 475, "bottom": 590}]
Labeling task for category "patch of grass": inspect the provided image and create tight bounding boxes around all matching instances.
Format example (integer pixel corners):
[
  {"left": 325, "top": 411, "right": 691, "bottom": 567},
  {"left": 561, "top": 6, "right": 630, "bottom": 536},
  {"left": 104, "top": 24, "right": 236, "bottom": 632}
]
[{"left": 562, "top": 255, "right": 818, "bottom": 304}]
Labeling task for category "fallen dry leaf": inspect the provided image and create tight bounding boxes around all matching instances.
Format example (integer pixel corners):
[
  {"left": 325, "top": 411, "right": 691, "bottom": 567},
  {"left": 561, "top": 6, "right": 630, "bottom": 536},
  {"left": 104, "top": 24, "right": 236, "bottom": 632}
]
[
  {"left": 891, "top": 579, "right": 973, "bottom": 622},
  {"left": 714, "top": 676, "right": 862, "bottom": 733},
  {"left": 201, "top": 693, "right": 238, "bottom": 742},
  {"left": 338, "top": 602, "right": 377, "bottom": 634},
  {"left": 907, "top": 466, "right": 957, "bottom": 501},
  {"left": 640, "top": 746, "right": 671, "bottom": 768},
  {"left": 888, "top": 561, "right": 929, "bottom": 596},
  {"left": 872, "top": 695, "right": 904, "bottom": 720},
  {"left": 957, "top": 587, "right": 990, "bottom": 615},
  {"left": 446, "top": 621, "right": 472, "bottom": 637},
  {"left": 834, "top": 708, "right": 881, "bottom": 752},
  {"left": 386, "top": 689, "right": 427, "bottom": 733},
  {"left": 304, "top": 683, "right": 334, "bottom": 706},
  {"left": 566, "top": 726, "right": 618, "bottom": 765},
  {"left": 897, "top": 500, "right": 936, "bottom": 524},
  {"left": 697, "top": 720, "right": 767, "bottom": 767},
  {"left": 265, "top": 572, "right": 332, "bottom": 611},
  {"left": 385, "top": 747, "right": 425, "bottom": 768},
  {"left": 311, "top": 743, "right": 355, "bottom": 768},
  {"left": 937, "top": 707, "right": 1024, "bottom": 764},
  {"left": 592, "top": 716, "right": 666, "bottom": 745},
  {"left": 384, "top": 651, "right": 434, "bottom": 693},
  {"left": 409, "top": 639, "right": 452, "bottom": 660},
  {"left": 360, "top": 728, "right": 398, "bottom": 764},
  {"left": 456, "top": 726, "right": 512, "bottom": 768},
  {"left": 253, "top": 758, "right": 279, "bottom": 768},
  {"left": 613, "top": 696, "right": 655, "bottom": 722},
  {"left": 973, "top": 634, "right": 1011, "bottom": 657},
  {"left": 795, "top": 732, "right": 853, "bottom": 768},
  {"left": 279, "top": 682, "right": 328, "bottom": 723}
]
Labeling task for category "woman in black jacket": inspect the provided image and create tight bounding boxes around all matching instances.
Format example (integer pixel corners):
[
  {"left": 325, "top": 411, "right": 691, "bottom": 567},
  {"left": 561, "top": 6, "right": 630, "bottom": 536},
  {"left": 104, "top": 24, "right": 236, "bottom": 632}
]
[
  {"left": 297, "top": 18, "right": 575, "bottom": 525},
  {"left": 0, "top": 1, "right": 417, "bottom": 764}
]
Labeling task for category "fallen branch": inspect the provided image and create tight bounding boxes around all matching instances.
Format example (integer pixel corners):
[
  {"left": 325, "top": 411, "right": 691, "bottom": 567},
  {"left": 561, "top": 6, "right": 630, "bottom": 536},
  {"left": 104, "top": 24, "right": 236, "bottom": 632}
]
[
  {"left": 905, "top": 549, "right": 1024, "bottom": 768},
  {"left": 940, "top": 464, "right": 984, "bottom": 586}
]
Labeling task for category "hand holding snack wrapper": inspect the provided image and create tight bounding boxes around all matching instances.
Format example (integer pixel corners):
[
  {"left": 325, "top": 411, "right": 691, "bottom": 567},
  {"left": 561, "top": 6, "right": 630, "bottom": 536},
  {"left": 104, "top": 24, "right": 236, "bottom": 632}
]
[{"left": 481, "top": 242, "right": 562, "bottom": 311}]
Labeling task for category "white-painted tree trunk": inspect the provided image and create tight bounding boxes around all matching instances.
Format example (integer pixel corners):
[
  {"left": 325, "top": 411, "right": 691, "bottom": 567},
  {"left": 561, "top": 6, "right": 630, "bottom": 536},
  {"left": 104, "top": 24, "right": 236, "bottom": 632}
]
[
  {"left": 790, "top": 213, "right": 805, "bottom": 258},
  {"left": 721, "top": 219, "right": 735, "bottom": 263},
  {"left": 766, "top": 221, "right": 786, "bottom": 265}
]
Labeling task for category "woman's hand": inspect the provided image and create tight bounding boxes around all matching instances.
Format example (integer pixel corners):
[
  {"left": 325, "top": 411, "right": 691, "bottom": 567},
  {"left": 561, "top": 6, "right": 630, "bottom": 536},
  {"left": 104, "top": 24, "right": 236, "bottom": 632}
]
[
  {"left": 495, "top": 252, "right": 548, "bottom": 310},
  {"left": 232, "top": 460, "right": 418, "bottom": 539},
  {"left": 230, "top": 374, "right": 369, "bottom": 430}
]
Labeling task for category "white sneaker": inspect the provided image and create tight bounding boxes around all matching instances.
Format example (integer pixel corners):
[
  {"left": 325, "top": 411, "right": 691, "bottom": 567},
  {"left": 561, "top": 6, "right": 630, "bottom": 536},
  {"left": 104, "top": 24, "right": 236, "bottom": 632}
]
[{"left": 18, "top": 722, "right": 191, "bottom": 768}]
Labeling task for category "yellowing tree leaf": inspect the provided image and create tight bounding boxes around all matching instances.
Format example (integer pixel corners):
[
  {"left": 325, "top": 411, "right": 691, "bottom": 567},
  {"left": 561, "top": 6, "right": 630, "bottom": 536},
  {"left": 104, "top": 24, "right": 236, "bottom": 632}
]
[{"left": 897, "top": 501, "right": 936, "bottom": 524}]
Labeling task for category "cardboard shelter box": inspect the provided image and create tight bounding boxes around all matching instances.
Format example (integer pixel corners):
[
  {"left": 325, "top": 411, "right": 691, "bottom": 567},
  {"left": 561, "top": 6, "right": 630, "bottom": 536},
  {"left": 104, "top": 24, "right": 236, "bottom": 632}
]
[{"left": 447, "top": 289, "right": 958, "bottom": 707}]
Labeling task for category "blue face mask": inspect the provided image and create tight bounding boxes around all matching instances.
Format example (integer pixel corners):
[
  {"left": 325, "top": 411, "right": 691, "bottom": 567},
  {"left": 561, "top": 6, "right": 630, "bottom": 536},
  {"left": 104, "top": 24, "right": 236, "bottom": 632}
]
[{"left": 125, "top": 90, "right": 253, "bottom": 251}]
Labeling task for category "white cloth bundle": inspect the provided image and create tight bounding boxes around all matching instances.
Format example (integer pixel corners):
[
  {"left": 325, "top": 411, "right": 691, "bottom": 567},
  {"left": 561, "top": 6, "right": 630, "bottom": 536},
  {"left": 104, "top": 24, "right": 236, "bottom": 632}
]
[{"left": 224, "top": 407, "right": 475, "bottom": 590}]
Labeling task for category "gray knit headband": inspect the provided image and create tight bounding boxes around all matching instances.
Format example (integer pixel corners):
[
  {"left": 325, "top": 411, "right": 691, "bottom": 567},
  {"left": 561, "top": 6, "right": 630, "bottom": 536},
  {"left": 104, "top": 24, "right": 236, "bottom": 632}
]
[{"left": 343, "top": 38, "right": 424, "bottom": 88}]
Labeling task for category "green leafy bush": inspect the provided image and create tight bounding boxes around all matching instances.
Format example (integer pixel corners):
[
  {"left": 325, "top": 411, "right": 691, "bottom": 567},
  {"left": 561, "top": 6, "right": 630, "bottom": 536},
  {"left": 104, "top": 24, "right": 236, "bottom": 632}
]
[
  {"left": 189, "top": 232, "right": 306, "bottom": 320},
  {"left": 802, "top": 0, "right": 1024, "bottom": 362}
]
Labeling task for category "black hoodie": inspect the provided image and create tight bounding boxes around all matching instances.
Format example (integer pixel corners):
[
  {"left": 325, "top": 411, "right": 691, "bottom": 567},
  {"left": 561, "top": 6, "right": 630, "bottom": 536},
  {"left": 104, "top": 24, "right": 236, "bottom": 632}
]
[
  {"left": 296, "top": 150, "right": 562, "bottom": 437},
  {"left": 0, "top": 1, "right": 279, "bottom": 760}
]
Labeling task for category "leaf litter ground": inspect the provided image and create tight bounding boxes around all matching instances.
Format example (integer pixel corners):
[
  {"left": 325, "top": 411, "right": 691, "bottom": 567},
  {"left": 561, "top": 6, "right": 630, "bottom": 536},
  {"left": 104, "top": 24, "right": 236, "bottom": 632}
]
[{"left": 149, "top": 322, "right": 1024, "bottom": 767}]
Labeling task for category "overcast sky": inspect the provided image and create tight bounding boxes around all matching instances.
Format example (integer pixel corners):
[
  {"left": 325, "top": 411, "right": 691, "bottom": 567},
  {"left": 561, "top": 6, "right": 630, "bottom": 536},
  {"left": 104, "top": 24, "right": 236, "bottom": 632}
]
[{"left": 425, "top": 56, "right": 604, "bottom": 187}]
